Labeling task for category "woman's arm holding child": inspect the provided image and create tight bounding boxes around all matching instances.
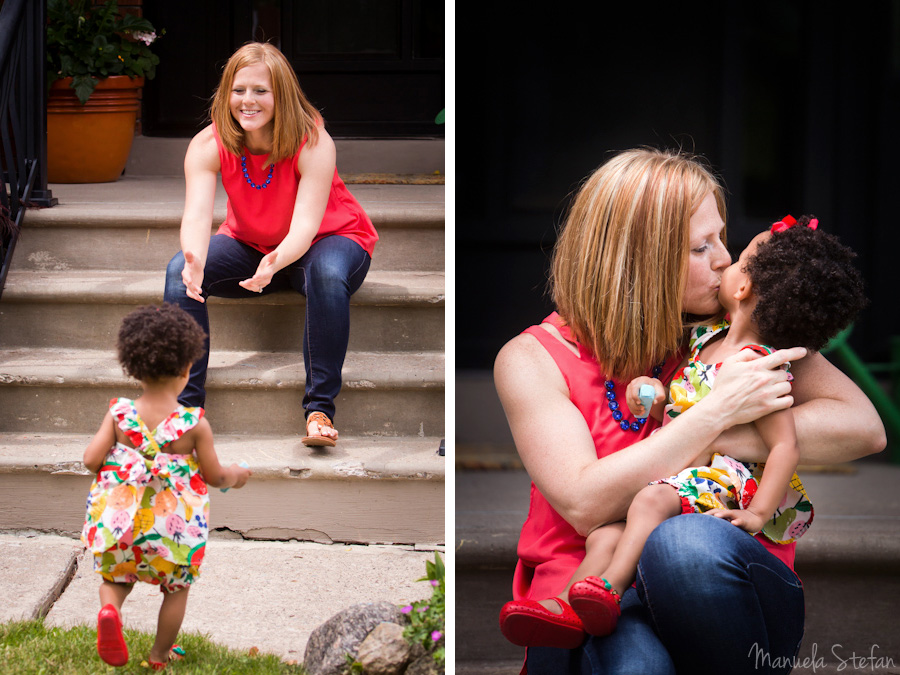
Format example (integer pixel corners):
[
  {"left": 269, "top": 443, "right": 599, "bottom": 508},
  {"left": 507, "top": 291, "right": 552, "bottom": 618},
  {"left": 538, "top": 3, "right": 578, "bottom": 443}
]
[
  {"left": 83, "top": 412, "right": 116, "bottom": 473},
  {"left": 192, "top": 418, "right": 252, "bottom": 489},
  {"left": 709, "top": 352, "right": 885, "bottom": 464},
  {"left": 707, "top": 408, "right": 799, "bottom": 533}
]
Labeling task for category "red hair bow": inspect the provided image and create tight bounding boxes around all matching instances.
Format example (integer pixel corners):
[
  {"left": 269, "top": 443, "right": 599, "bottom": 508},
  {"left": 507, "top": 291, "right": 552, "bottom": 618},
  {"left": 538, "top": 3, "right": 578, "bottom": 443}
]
[{"left": 771, "top": 214, "right": 818, "bottom": 234}]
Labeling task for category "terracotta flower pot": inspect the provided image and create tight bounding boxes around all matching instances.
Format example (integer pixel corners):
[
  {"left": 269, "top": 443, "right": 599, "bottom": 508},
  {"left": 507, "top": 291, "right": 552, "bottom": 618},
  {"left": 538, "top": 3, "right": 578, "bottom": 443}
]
[{"left": 47, "top": 75, "right": 144, "bottom": 183}]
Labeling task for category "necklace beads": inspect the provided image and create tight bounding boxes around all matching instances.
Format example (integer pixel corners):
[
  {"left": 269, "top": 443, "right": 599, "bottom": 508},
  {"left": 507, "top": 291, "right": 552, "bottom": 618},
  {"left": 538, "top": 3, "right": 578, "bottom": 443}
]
[
  {"left": 241, "top": 155, "right": 273, "bottom": 189},
  {"left": 604, "top": 363, "right": 663, "bottom": 433}
]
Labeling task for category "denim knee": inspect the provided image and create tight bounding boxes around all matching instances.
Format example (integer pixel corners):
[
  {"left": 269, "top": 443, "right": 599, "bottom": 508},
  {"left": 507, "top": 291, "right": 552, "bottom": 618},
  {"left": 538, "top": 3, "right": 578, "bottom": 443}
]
[
  {"left": 301, "top": 255, "right": 352, "bottom": 295},
  {"left": 164, "top": 252, "right": 187, "bottom": 298}
]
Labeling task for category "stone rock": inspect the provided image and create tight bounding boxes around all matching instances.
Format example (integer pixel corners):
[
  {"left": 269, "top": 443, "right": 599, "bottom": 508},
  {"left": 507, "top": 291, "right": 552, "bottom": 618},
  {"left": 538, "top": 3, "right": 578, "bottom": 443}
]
[
  {"left": 303, "top": 601, "right": 404, "bottom": 675},
  {"left": 405, "top": 653, "right": 442, "bottom": 675},
  {"left": 356, "top": 622, "right": 410, "bottom": 674}
]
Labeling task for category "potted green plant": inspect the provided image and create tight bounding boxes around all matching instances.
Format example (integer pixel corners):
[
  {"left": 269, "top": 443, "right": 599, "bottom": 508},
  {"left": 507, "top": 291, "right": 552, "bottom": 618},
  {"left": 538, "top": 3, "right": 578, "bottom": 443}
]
[{"left": 45, "top": 0, "right": 163, "bottom": 183}]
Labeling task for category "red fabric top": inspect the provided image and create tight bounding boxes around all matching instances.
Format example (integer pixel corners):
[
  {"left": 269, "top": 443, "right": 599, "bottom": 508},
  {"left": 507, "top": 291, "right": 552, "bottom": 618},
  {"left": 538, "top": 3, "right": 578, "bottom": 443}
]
[
  {"left": 213, "top": 124, "right": 378, "bottom": 256},
  {"left": 512, "top": 312, "right": 794, "bottom": 602}
]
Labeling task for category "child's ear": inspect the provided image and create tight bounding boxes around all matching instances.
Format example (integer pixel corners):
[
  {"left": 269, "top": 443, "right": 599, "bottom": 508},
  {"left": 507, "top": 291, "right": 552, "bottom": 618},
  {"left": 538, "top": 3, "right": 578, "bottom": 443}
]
[{"left": 733, "top": 278, "right": 753, "bottom": 301}]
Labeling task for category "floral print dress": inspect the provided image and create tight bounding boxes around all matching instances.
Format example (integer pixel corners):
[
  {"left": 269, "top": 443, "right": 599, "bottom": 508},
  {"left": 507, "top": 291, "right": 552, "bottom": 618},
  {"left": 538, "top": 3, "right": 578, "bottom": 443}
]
[
  {"left": 81, "top": 398, "right": 210, "bottom": 592},
  {"left": 653, "top": 321, "right": 814, "bottom": 544}
]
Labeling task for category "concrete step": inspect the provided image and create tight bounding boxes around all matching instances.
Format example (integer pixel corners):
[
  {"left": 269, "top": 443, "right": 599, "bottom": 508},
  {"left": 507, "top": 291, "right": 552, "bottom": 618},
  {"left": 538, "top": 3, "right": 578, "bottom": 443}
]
[
  {"left": 29, "top": 177, "right": 444, "bottom": 230},
  {"left": 0, "top": 269, "right": 445, "bottom": 352},
  {"left": 455, "top": 464, "right": 900, "bottom": 669},
  {"left": 22, "top": 178, "right": 444, "bottom": 274},
  {"left": 125, "top": 136, "right": 445, "bottom": 176},
  {"left": 0, "top": 432, "right": 444, "bottom": 545},
  {"left": 13, "top": 224, "right": 443, "bottom": 274},
  {"left": 0, "top": 347, "right": 444, "bottom": 437}
]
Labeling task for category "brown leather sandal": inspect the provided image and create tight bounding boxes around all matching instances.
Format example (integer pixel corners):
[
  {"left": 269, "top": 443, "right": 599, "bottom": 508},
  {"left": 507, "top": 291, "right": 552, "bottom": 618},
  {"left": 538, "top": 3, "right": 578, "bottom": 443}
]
[{"left": 302, "top": 412, "right": 338, "bottom": 447}]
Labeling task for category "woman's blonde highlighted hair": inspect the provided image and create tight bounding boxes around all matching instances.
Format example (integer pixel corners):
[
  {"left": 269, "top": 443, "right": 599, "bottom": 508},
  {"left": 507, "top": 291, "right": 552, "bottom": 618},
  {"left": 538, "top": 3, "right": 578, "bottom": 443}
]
[
  {"left": 550, "top": 148, "right": 726, "bottom": 380},
  {"left": 210, "top": 42, "right": 320, "bottom": 166}
]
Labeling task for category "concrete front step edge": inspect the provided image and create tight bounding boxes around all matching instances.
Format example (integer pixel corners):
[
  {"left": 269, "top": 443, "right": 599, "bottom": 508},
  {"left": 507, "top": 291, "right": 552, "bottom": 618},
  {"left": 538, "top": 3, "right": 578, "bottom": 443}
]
[
  {"left": 1, "top": 433, "right": 446, "bottom": 544},
  {"left": 28, "top": 178, "right": 445, "bottom": 230},
  {"left": 0, "top": 348, "right": 444, "bottom": 390},
  {"left": 2, "top": 269, "right": 445, "bottom": 306},
  {"left": 0, "top": 432, "right": 446, "bottom": 482}
]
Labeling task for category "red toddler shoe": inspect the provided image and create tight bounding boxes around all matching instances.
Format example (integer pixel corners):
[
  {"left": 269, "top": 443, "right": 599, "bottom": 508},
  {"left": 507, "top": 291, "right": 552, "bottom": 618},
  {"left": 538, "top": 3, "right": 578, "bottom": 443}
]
[
  {"left": 568, "top": 576, "right": 621, "bottom": 637},
  {"left": 499, "top": 597, "right": 585, "bottom": 649},
  {"left": 97, "top": 603, "right": 129, "bottom": 666}
]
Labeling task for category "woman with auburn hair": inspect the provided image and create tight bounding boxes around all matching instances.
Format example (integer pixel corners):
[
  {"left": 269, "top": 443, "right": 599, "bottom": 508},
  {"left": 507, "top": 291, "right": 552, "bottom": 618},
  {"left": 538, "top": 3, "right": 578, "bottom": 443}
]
[
  {"left": 494, "top": 148, "right": 884, "bottom": 673},
  {"left": 164, "top": 42, "right": 377, "bottom": 447}
]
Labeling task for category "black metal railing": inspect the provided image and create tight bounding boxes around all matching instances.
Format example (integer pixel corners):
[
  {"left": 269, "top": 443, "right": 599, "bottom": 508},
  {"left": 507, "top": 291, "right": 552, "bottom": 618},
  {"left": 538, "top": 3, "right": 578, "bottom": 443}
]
[{"left": 0, "top": 0, "right": 56, "bottom": 299}]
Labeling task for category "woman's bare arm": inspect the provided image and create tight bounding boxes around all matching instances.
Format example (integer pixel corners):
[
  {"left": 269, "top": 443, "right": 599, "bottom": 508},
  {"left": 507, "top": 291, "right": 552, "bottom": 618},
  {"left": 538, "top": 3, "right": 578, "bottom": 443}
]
[
  {"left": 178, "top": 126, "right": 220, "bottom": 302},
  {"left": 709, "top": 351, "right": 886, "bottom": 464},
  {"left": 495, "top": 329, "right": 804, "bottom": 535}
]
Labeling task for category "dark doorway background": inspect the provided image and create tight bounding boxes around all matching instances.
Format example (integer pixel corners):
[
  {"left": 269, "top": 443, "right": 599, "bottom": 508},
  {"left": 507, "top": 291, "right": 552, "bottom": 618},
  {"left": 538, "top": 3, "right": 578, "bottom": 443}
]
[
  {"left": 456, "top": 2, "right": 900, "bottom": 371},
  {"left": 141, "top": 0, "right": 445, "bottom": 138}
]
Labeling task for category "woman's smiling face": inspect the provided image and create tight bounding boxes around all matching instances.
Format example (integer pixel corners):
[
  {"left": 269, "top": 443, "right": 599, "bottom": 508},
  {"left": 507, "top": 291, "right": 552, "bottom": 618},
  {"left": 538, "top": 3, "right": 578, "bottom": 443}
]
[
  {"left": 683, "top": 191, "right": 731, "bottom": 316},
  {"left": 229, "top": 62, "right": 275, "bottom": 139}
]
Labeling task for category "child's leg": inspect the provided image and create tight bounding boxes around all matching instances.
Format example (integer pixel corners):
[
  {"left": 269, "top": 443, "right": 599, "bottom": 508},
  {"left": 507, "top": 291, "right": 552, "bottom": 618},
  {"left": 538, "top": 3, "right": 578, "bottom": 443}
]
[
  {"left": 599, "top": 484, "right": 683, "bottom": 595},
  {"left": 99, "top": 580, "right": 133, "bottom": 611},
  {"left": 536, "top": 522, "right": 625, "bottom": 612},
  {"left": 149, "top": 587, "right": 190, "bottom": 664}
]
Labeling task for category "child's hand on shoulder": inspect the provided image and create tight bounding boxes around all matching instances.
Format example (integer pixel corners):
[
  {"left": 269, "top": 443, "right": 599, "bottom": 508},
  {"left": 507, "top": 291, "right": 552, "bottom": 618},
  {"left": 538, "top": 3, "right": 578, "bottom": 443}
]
[{"left": 625, "top": 377, "right": 666, "bottom": 420}]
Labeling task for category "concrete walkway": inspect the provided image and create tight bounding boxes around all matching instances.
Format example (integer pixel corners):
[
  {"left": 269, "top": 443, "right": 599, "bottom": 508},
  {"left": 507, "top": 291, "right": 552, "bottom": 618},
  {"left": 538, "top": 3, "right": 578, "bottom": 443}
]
[{"left": 1, "top": 532, "right": 440, "bottom": 664}]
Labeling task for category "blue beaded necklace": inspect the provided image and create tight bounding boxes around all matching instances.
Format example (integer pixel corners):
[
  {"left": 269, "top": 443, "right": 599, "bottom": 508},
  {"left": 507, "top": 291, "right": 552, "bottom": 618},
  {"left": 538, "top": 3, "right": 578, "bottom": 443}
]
[
  {"left": 605, "top": 362, "right": 664, "bottom": 432},
  {"left": 241, "top": 154, "right": 273, "bottom": 190}
]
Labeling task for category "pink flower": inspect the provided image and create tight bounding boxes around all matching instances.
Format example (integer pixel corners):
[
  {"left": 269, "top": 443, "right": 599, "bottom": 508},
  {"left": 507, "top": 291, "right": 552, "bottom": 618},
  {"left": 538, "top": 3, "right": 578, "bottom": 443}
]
[
  {"left": 430, "top": 580, "right": 439, "bottom": 587},
  {"left": 401, "top": 605, "right": 413, "bottom": 614},
  {"left": 431, "top": 630, "right": 442, "bottom": 642},
  {"left": 132, "top": 30, "right": 157, "bottom": 46}
]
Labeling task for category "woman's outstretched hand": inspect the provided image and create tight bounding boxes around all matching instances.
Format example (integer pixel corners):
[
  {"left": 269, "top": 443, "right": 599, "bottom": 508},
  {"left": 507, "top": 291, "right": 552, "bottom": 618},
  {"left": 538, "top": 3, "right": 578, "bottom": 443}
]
[
  {"left": 182, "top": 250, "right": 205, "bottom": 303},
  {"left": 705, "top": 346, "right": 808, "bottom": 429},
  {"left": 239, "top": 251, "right": 279, "bottom": 293}
]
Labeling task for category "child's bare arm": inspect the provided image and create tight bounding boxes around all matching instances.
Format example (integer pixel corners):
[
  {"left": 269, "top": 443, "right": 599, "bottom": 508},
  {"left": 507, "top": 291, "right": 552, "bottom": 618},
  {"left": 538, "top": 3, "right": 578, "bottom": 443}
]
[
  {"left": 708, "top": 408, "right": 799, "bottom": 533},
  {"left": 83, "top": 412, "right": 116, "bottom": 473},
  {"left": 192, "top": 418, "right": 252, "bottom": 489},
  {"left": 625, "top": 377, "right": 667, "bottom": 421}
]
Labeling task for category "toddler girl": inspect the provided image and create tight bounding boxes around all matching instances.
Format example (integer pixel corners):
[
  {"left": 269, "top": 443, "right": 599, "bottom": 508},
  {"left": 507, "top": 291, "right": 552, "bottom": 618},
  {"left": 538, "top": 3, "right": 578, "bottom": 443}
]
[
  {"left": 501, "top": 215, "right": 867, "bottom": 645},
  {"left": 81, "top": 304, "right": 252, "bottom": 669}
]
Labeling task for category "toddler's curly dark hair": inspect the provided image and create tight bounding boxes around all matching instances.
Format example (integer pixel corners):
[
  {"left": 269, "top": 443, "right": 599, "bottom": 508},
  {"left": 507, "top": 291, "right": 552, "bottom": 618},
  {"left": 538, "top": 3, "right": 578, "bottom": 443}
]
[
  {"left": 117, "top": 304, "right": 205, "bottom": 382},
  {"left": 745, "top": 215, "right": 868, "bottom": 352}
]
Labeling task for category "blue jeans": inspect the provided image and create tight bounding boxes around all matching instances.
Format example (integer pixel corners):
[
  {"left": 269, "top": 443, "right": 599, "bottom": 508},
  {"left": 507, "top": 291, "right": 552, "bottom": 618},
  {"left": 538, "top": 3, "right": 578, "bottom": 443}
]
[
  {"left": 163, "top": 234, "right": 371, "bottom": 422},
  {"left": 526, "top": 514, "right": 805, "bottom": 674}
]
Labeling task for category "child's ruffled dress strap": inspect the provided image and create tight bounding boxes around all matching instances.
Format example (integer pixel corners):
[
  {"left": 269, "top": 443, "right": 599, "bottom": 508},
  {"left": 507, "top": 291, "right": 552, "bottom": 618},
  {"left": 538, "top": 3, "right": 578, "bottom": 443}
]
[
  {"left": 688, "top": 320, "right": 730, "bottom": 356},
  {"left": 109, "top": 397, "right": 148, "bottom": 450}
]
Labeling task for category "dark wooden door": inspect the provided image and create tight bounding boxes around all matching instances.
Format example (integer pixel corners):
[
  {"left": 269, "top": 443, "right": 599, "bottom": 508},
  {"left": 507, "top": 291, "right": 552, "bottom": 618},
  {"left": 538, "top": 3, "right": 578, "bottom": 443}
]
[{"left": 141, "top": 0, "right": 444, "bottom": 138}]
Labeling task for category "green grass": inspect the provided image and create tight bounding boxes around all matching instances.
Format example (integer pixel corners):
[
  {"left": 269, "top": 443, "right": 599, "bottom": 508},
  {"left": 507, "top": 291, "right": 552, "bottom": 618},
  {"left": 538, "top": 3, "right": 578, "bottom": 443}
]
[{"left": 0, "top": 620, "right": 307, "bottom": 674}]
